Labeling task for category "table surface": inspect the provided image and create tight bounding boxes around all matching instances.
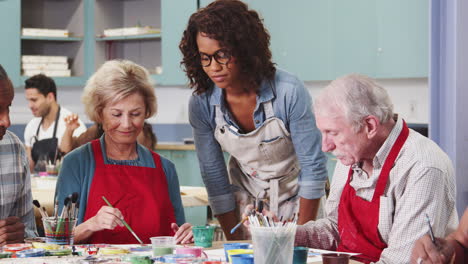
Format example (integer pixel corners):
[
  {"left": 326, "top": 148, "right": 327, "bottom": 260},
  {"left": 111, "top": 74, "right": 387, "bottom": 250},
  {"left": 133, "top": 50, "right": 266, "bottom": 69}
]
[{"left": 207, "top": 241, "right": 362, "bottom": 264}]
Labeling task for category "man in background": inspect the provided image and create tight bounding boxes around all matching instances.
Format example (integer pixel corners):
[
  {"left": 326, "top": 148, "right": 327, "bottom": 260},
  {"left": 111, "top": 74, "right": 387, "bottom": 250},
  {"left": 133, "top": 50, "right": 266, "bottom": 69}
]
[
  {"left": 24, "top": 74, "right": 86, "bottom": 172},
  {"left": 0, "top": 64, "right": 37, "bottom": 245}
]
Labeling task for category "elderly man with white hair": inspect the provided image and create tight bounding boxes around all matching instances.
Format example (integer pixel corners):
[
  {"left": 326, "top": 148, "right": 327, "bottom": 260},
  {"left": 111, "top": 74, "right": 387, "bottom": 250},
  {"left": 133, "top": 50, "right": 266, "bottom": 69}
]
[{"left": 294, "top": 74, "right": 458, "bottom": 263}]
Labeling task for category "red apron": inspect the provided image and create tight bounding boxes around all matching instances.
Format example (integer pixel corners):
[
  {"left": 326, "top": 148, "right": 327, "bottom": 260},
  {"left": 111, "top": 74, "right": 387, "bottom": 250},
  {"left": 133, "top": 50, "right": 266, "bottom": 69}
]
[
  {"left": 83, "top": 139, "right": 176, "bottom": 244},
  {"left": 336, "top": 121, "right": 409, "bottom": 263}
]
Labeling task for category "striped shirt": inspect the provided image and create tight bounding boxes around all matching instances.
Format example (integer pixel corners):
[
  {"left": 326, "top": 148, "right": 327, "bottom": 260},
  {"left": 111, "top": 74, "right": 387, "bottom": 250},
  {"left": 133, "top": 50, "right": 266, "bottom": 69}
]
[
  {"left": 295, "top": 117, "right": 458, "bottom": 264},
  {"left": 0, "top": 130, "right": 37, "bottom": 238}
]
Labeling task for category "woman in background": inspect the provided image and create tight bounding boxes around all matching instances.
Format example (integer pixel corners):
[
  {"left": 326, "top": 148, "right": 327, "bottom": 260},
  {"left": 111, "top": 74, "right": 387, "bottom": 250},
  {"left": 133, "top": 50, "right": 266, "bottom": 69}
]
[
  {"left": 55, "top": 60, "right": 192, "bottom": 244},
  {"left": 179, "top": 0, "right": 327, "bottom": 239}
]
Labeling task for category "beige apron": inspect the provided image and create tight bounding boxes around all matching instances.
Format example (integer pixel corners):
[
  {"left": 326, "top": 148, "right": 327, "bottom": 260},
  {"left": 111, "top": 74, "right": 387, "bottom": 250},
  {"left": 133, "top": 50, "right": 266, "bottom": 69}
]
[{"left": 214, "top": 100, "right": 300, "bottom": 222}]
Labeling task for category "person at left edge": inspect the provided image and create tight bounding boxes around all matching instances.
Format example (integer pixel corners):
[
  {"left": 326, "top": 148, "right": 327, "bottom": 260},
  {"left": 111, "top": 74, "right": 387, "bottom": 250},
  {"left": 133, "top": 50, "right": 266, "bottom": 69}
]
[
  {"left": 55, "top": 60, "right": 192, "bottom": 244},
  {"left": 180, "top": 0, "right": 328, "bottom": 240},
  {"left": 24, "top": 74, "right": 87, "bottom": 172},
  {"left": 0, "top": 64, "right": 38, "bottom": 246}
]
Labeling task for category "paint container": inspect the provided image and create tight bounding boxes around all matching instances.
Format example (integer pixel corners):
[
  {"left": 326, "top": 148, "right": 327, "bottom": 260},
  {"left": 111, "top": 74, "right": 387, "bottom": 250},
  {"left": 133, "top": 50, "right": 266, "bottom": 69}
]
[
  {"left": 223, "top": 243, "right": 251, "bottom": 261},
  {"left": 153, "top": 254, "right": 196, "bottom": 263},
  {"left": 231, "top": 254, "right": 254, "bottom": 264},
  {"left": 192, "top": 225, "right": 216, "bottom": 248},
  {"left": 99, "top": 247, "right": 130, "bottom": 255},
  {"left": 293, "top": 247, "right": 309, "bottom": 264},
  {"left": 16, "top": 248, "right": 46, "bottom": 258},
  {"left": 321, "top": 253, "right": 351, "bottom": 264},
  {"left": 122, "top": 254, "right": 152, "bottom": 264},
  {"left": 46, "top": 248, "right": 73, "bottom": 256},
  {"left": 226, "top": 249, "right": 254, "bottom": 263},
  {"left": 150, "top": 236, "right": 175, "bottom": 257},
  {"left": 175, "top": 246, "right": 208, "bottom": 258},
  {"left": 32, "top": 241, "right": 61, "bottom": 250},
  {"left": 0, "top": 252, "right": 12, "bottom": 259},
  {"left": 3, "top": 243, "right": 32, "bottom": 257}
]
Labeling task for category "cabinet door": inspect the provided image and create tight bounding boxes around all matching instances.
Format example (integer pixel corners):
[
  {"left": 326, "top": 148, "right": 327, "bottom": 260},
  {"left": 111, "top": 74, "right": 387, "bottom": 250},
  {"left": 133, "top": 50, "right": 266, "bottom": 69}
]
[
  {"left": 170, "top": 150, "right": 205, "bottom": 187},
  {"left": 242, "top": 0, "right": 427, "bottom": 80},
  {"left": 0, "top": 0, "right": 21, "bottom": 86},
  {"left": 160, "top": 0, "right": 197, "bottom": 85},
  {"left": 375, "top": 0, "right": 429, "bottom": 78},
  {"left": 245, "top": 0, "right": 331, "bottom": 80}
]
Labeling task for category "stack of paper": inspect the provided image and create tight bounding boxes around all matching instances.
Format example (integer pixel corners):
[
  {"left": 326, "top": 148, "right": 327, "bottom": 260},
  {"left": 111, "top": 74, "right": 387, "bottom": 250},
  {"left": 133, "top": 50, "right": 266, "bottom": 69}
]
[
  {"left": 103, "top": 26, "right": 160, "bottom": 37},
  {"left": 22, "top": 55, "right": 71, "bottom": 77},
  {"left": 22, "top": 28, "right": 69, "bottom": 37}
]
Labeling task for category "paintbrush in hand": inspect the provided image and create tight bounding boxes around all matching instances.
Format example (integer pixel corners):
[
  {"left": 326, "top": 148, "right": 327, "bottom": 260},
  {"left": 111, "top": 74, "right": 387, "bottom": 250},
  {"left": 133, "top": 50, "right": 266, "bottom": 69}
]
[{"left": 102, "top": 196, "right": 144, "bottom": 244}]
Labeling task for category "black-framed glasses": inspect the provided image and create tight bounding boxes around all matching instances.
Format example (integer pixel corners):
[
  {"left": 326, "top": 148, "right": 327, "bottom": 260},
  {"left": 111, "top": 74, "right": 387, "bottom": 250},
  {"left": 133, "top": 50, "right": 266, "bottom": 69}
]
[{"left": 199, "top": 49, "right": 231, "bottom": 67}]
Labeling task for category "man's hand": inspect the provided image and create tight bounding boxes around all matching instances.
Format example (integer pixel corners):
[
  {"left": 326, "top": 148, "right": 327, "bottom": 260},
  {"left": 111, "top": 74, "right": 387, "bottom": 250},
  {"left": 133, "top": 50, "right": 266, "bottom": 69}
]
[
  {"left": 0, "top": 216, "right": 26, "bottom": 246},
  {"left": 411, "top": 235, "right": 455, "bottom": 264}
]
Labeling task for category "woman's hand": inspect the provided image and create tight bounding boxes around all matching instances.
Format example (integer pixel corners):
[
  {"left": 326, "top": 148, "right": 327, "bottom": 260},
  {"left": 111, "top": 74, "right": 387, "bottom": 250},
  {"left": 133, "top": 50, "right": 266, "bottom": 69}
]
[
  {"left": 88, "top": 206, "right": 124, "bottom": 232},
  {"left": 242, "top": 204, "right": 279, "bottom": 228},
  {"left": 171, "top": 223, "right": 193, "bottom": 244}
]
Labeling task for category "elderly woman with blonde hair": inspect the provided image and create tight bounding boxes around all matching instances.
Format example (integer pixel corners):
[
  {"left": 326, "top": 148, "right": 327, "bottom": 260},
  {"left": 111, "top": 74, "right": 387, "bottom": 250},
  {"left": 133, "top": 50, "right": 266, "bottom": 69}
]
[{"left": 55, "top": 60, "right": 192, "bottom": 244}]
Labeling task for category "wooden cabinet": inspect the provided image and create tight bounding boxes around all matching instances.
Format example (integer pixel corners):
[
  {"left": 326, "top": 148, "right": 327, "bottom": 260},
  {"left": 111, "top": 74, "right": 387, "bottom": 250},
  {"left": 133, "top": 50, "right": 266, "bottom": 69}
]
[{"left": 1, "top": 0, "right": 195, "bottom": 87}]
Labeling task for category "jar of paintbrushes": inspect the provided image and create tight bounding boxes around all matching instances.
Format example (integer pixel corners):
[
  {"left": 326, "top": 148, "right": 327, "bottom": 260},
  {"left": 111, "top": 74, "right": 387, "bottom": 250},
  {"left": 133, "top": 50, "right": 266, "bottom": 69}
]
[
  {"left": 249, "top": 214, "right": 297, "bottom": 264},
  {"left": 35, "top": 192, "right": 79, "bottom": 245}
]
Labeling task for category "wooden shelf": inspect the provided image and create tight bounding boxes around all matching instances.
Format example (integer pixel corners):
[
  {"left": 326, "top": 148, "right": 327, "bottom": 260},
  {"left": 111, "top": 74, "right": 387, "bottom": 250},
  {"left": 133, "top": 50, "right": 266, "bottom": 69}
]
[
  {"left": 20, "top": 75, "right": 87, "bottom": 87},
  {"left": 21, "top": 35, "right": 83, "bottom": 41},
  {"left": 95, "top": 33, "right": 161, "bottom": 42}
]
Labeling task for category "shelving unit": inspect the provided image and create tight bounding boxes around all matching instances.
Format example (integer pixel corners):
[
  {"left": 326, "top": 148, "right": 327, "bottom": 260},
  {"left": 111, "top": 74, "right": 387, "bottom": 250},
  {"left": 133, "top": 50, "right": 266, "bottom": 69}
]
[
  {"left": 94, "top": 0, "right": 162, "bottom": 79},
  {"left": 1, "top": 0, "right": 429, "bottom": 88},
  {"left": 20, "top": 0, "right": 86, "bottom": 84}
]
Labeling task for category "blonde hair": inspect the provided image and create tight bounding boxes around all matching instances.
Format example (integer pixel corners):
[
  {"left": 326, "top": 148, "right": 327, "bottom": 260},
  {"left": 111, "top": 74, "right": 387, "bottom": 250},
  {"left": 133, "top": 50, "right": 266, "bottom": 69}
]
[
  {"left": 314, "top": 74, "right": 394, "bottom": 132},
  {"left": 82, "top": 60, "right": 157, "bottom": 123}
]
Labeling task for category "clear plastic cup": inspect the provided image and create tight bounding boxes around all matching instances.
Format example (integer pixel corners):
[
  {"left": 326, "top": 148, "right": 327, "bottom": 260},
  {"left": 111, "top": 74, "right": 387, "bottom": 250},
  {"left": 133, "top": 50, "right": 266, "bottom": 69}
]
[
  {"left": 150, "top": 236, "right": 175, "bottom": 257},
  {"left": 250, "top": 225, "right": 297, "bottom": 264},
  {"left": 42, "top": 217, "right": 76, "bottom": 245}
]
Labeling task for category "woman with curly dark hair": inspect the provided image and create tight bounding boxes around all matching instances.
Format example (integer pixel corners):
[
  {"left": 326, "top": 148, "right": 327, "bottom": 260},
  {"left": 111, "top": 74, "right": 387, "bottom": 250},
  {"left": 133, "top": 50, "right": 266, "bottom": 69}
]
[{"left": 180, "top": 0, "right": 327, "bottom": 240}]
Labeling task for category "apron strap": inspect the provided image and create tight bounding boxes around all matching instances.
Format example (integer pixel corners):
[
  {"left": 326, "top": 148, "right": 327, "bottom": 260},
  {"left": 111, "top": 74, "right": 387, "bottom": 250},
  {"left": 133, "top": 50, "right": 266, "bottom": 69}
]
[
  {"left": 35, "top": 106, "right": 61, "bottom": 139},
  {"left": 269, "top": 179, "right": 279, "bottom": 216}
]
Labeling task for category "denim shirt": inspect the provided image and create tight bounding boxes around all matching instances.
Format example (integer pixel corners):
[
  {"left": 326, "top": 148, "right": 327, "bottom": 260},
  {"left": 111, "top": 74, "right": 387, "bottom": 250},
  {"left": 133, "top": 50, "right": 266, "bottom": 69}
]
[{"left": 189, "top": 68, "right": 328, "bottom": 215}]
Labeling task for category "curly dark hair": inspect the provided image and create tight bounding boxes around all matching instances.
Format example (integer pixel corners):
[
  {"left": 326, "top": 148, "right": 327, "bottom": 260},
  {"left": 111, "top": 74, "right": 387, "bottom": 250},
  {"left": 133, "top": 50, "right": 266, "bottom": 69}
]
[{"left": 179, "top": 0, "right": 276, "bottom": 94}]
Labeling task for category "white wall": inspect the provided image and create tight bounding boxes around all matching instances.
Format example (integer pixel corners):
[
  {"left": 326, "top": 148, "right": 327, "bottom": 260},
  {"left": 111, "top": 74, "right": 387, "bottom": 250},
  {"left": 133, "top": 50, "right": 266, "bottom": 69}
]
[{"left": 10, "top": 78, "right": 428, "bottom": 125}]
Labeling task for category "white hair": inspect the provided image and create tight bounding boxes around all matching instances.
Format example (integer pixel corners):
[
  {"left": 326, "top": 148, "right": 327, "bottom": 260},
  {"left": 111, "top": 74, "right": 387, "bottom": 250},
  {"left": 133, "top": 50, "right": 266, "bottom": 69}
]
[{"left": 314, "top": 74, "right": 394, "bottom": 132}]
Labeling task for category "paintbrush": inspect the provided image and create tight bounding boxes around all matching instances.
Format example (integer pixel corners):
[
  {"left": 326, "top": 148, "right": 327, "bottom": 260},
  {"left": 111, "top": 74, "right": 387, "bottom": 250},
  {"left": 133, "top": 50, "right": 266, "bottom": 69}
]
[
  {"left": 55, "top": 197, "right": 70, "bottom": 236},
  {"left": 70, "top": 192, "right": 79, "bottom": 219},
  {"left": 53, "top": 199, "right": 58, "bottom": 220},
  {"left": 230, "top": 216, "right": 249, "bottom": 234},
  {"left": 231, "top": 199, "right": 264, "bottom": 234},
  {"left": 102, "top": 196, "right": 144, "bottom": 244},
  {"left": 32, "top": 200, "right": 47, "bottom": 219},
  {"left": 425, "top": 213, "right": 437, "bottom": 245}
]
